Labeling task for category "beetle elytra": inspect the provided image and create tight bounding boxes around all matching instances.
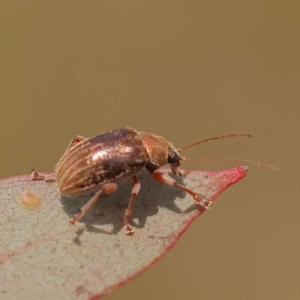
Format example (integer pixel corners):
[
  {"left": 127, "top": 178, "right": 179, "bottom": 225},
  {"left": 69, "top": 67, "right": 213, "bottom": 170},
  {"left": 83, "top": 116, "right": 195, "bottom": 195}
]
[{"left": 31, "top": 126, "right": 272, "bottom": 235}]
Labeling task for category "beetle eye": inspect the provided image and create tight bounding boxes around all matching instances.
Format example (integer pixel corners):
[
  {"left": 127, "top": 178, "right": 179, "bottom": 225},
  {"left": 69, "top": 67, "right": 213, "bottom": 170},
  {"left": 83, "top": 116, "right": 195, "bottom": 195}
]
[{"left": 168, "top": 150, "right": 180, "bottom": 164}]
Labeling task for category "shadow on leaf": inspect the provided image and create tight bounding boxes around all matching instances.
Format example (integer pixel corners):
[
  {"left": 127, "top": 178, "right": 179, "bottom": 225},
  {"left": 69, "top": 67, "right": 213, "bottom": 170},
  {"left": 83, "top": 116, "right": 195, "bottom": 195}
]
[{"left": 60, "top": 172, "right": 191, "bottom": 238}]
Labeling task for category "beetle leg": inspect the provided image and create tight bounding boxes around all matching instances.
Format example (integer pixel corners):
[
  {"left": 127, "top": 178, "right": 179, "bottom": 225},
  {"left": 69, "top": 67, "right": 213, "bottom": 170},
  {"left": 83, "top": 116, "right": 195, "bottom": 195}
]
[
  {"left": 171, "top": 166, "right": 183, "bottom": 177},
  {"left": 30, "top": 168, "right": 55, "bottom": 182},
  {"left": 151, "top": 171, "right": 212, "bottom": 209},
  {"left": 123, "top": 175, "right": 141, "bottom": 235},
  {"left": 70, "top": 183, "right": 117, "bottom": 224}
]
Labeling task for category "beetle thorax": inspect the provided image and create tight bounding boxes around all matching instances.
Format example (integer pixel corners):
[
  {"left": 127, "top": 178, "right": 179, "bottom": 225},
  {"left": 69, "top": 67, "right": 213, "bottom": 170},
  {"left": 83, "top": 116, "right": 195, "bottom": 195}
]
[{"left": 140, "top": 132, "right": 170, "bottom": 167}]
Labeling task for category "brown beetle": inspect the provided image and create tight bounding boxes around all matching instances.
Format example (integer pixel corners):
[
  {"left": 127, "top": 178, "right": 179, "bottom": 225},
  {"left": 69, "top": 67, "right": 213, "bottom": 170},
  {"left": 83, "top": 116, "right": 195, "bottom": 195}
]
[{"left": 32, "top": 127, "right": 270, "bottom": 235}]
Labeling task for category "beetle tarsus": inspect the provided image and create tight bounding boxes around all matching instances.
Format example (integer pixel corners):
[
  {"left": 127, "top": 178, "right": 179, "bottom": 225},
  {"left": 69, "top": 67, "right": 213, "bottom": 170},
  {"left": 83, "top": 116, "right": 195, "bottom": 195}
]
[
  {"left": 197, "top": 198, "right": 212, "bottom": 210},
  {"left": 125, "top": 225, "right": 135, "bottom": 235},
  {"left": 30, "top": 168, "right": 46, "bottom": 181},
  {"left": 30, "top": 168, "right": 56, "bottom": 182}
]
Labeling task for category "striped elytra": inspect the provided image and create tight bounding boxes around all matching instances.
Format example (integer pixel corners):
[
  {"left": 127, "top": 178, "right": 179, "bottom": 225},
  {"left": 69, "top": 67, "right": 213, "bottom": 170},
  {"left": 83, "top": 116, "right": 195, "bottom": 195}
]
[{"left": 55, "top": 127, "right": 150, "bottom": 196}]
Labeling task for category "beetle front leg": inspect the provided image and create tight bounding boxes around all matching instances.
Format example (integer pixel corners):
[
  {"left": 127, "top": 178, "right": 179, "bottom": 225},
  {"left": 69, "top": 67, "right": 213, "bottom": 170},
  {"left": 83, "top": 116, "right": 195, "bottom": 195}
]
[
  {"left": 151, "top": 171, "right": 212, "bottom": 209},
  {"left": 70, "top": 183, "right": 117, "bottom": 224},
  {"left": 123, "top": 175, "right": 141, "bottom": 235}
]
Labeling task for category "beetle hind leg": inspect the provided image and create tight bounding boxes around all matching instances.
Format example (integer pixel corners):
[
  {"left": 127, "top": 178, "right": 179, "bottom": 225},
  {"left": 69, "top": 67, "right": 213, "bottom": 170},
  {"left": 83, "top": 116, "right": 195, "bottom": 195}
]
[
  {"left": 70, "top": 183, "right": 117, "bottom": 224},
  {"left": 30, "top": 168, "right": 56, "bottom": 182},
  {"left": 123, "top": 175, "right": 141, "bottom": 235}
]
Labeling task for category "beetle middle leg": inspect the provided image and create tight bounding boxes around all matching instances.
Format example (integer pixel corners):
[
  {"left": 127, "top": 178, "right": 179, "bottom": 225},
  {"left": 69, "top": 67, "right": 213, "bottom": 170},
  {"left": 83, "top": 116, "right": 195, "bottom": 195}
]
[
  {"left": 70, "top": 183, "right": 117, "bottom": 224},
  {"left": 123, "top": 175, "right": 141, "bottom": 235},
  {"left": 151, "top": 171, "right": 212, "bottom": 209}
]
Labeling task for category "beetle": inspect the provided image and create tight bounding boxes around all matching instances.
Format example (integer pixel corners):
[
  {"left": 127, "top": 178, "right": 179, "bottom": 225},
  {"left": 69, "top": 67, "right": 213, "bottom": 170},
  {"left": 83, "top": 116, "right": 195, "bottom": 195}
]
[{"left": 31, "top": 126, "right": 259, "bottom": 235}]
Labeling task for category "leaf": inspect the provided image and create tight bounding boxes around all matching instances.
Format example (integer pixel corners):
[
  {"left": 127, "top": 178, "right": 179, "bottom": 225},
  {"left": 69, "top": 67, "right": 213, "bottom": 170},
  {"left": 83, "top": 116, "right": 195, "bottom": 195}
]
[{"left": 0, "top": 166, "right": 247, "bottom": 299}]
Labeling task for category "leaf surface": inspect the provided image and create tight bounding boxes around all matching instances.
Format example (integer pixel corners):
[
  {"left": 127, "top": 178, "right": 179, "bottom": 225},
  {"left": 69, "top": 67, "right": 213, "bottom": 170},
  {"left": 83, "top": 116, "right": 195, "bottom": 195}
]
[{"left": 0, "top": 166, "right": 247, "bottom": 299}]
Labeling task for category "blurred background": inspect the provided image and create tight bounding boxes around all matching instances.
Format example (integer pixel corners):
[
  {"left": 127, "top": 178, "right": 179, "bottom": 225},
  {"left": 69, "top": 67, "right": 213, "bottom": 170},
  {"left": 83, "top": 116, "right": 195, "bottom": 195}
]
[{"left": 1, "top": 1, "right": 299, "bottom": 299}]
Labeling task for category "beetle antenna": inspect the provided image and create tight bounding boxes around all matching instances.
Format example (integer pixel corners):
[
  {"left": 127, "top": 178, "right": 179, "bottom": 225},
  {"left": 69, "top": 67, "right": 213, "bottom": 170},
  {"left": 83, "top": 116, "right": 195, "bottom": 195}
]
[
  {"left": 177, "top": 133, "right": 253, "bottom": 153},
  {"left": 182, "top": 157, "right": 278, "bottom": 171}
]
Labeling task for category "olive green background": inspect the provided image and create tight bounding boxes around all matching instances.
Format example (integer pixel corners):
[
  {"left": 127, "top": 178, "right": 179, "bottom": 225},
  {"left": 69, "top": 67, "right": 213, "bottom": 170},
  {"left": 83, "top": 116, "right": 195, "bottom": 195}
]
[{"left": 1, "top": 1, "right": 299, "bottom": 299}]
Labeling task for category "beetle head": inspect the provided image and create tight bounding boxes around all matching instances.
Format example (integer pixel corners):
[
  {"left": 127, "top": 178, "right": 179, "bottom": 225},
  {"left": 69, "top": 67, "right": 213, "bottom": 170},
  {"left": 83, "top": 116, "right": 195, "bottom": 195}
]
[
  {"left": 140, "top": 131, "right": 276, "bottom": 175},
  {"left": 140, "top": 132, "right": 183, "bottom": 175}
]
